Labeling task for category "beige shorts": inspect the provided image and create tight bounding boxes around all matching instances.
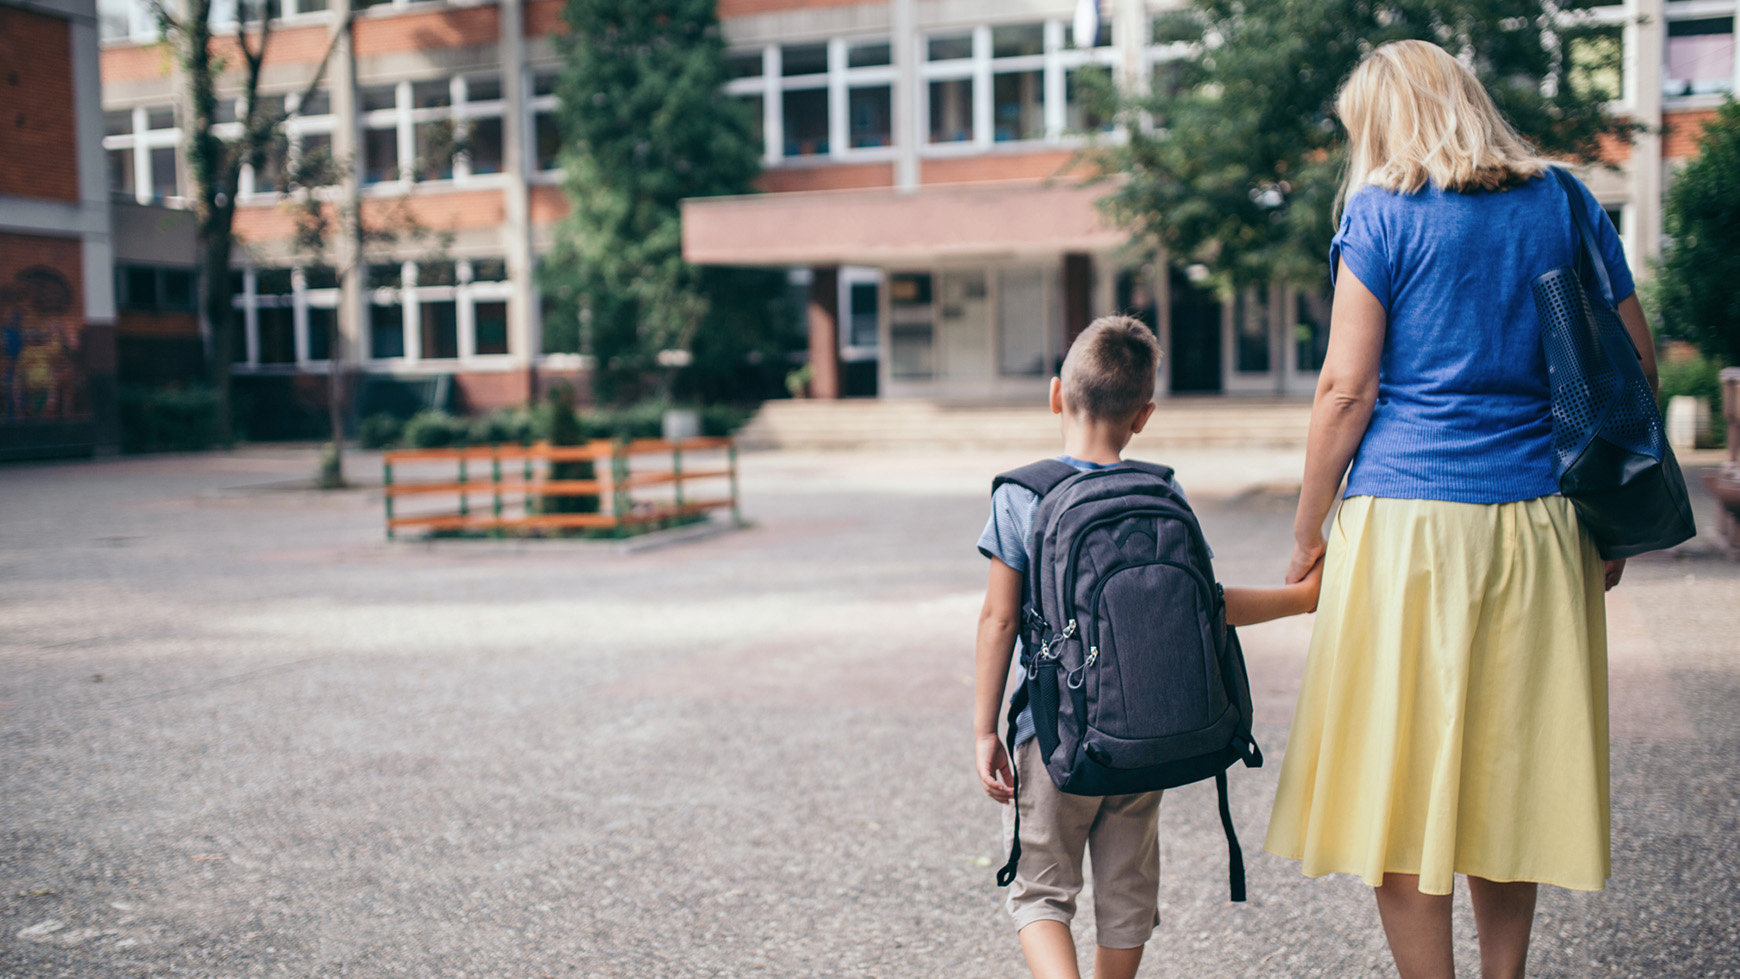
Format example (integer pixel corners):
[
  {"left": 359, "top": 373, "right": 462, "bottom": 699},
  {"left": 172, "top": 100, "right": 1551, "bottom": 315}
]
[{"left": 1002, "top": 738, "right": 1164, "bottom": 949}]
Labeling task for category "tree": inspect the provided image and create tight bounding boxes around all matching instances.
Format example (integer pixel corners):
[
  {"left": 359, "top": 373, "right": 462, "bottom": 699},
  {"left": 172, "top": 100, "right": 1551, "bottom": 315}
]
[
  {"left": 284, "top": 136, "right": 453, "bottom": 487},
  {"left": 542, "top": 0, "right": 765, "bottom": 403},
  {"left": 149, "top": 0, "right": 344, "bottom": 442},
  {"left": 1657, "top": 99, "right": 1740, "bottom": 366},
  {"left": 1084, "top": 0, "right": 1636, "bottom": 291}
]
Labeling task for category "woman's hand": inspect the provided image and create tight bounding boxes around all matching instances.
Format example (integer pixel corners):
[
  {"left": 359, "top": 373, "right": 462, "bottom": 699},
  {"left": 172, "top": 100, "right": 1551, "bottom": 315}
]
[
  {"left": 976, "top": 733, "right": 1013, "bottom": 804},
  {"left": 1288, "top": 533, "right": 1327, "bottom": 585},
  {"left": 1603, "top": 559, "right": 1626, "bottom": 591}
]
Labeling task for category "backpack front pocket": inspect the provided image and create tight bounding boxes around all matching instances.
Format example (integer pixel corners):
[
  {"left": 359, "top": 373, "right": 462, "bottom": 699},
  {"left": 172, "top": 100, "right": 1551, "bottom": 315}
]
[{"left": 1085, "top": 562, "right": 1218, "bottom": 744}]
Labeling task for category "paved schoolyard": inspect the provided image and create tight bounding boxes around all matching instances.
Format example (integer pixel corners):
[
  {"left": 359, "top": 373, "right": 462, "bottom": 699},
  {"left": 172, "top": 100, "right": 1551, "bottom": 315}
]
[{"left": 2, "top": 444, "right": 1737, "bottom": 978}]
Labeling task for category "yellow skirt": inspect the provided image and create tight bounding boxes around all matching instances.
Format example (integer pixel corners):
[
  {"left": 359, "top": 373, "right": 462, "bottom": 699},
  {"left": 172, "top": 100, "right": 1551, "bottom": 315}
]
[{"left": 1264, "top": 495, "right": 1609, "bottom": 895}]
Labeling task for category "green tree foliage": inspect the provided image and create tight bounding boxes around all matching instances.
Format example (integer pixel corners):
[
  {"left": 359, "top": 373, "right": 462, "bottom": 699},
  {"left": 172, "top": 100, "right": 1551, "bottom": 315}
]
[
  {"left": 543, "top": 0, "right": 767, "bottom": 402},
  {"left": 1657, "top": 100, "right": 1740, "bottom": 365},
  {"left": 1086, "top": 0, "right": 1636, "bottom": 290}
]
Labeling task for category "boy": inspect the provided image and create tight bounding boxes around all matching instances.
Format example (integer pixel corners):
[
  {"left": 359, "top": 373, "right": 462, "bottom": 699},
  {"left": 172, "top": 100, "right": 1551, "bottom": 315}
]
[{"left": 973, "top": 316, "right": 1321, "bottom": 979}]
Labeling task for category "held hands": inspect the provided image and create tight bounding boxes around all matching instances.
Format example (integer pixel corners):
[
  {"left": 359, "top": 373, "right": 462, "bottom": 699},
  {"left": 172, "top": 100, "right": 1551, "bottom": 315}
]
[
  {"left": 1287, "top": 531, "right": 1327, "bottom": 587},
  {"left": 1603, "top": 559, "right": 1626, "bottom": 591},
  {"left": 976, "top": 732, "right": 1013, "bottom": 804}
]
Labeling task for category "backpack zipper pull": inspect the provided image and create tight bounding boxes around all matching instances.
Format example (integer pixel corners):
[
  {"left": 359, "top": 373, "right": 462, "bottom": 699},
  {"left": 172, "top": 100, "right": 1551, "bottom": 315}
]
[{"left": 1085, "top": 646, "right": 1098, "bottom": 669}]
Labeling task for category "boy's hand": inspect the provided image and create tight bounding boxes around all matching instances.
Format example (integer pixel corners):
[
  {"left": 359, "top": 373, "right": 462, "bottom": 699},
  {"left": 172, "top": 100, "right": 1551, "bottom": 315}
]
[
  {"left": 976, "top": 732, "right": 1013, "bottom": 804},
  {"left": 1299, "top": 557, "right": 1324, "bottom": 612}
]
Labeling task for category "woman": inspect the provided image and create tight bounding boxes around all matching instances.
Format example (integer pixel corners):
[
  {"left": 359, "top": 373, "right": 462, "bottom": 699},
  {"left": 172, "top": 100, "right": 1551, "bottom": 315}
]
[{"left": 1264, "top": 40, "right": 1654, "bottom": 979}]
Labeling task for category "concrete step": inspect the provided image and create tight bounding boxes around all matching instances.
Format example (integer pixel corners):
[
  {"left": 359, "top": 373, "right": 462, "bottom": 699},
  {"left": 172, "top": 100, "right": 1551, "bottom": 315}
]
[{"left": 738, "top": 398, "right": 1314, "bottom": 451}]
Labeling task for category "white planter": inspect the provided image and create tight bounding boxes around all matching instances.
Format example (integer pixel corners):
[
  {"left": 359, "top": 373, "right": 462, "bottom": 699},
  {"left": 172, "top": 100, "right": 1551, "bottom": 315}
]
[
  {"left": 661, "top": 408, "right": 701, "bottom": 442},
  {"left": 1666, "top": 395, "right": 1710, "bottom": 451}
]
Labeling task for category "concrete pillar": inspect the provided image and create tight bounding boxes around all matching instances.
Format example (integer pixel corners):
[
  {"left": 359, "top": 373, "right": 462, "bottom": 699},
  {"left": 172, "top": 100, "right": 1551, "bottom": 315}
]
[
  {"left": 807, "top": 266, "right": 841, "bottom": 399},
  {"left": 891, "top": 0, "right": 919, "bottom": 191},
  {"left": 1063, "top": 252, "right": 1092, "bottom": 348},
  {"left": 1629, "top": 0, "right": 1665, "bottom": 267},
  {"left": 498, "top": 0, "right": 536, "bottom": 400}
]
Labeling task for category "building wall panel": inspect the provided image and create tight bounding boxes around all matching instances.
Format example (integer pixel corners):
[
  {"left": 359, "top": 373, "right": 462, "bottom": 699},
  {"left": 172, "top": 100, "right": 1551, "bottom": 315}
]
[
  {"left": 0, "top": 7, "right": 80, "bottom": 203},
  {"left": 524, "top": 0, "right": 565, "bottom": 38},
  {"left": 720, "top": 0, "right": 879, "bottom": 15},
  {"left": 920, "top": 150, "right": 1083, "bottom": 185}
]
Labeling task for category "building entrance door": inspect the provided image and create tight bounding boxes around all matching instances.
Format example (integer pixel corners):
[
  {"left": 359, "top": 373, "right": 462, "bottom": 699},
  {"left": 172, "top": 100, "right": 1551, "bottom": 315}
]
[
  {"left": 1169, "top": 267, "right": 1222, "bottom": 393},
  {"left": 937, "top": 269, "right": 991, "bottom": 380}
]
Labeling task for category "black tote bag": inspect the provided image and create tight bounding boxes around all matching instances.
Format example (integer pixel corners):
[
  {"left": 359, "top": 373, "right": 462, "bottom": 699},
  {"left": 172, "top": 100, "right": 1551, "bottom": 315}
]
[{"left": 1532, "top": 167, "right": 1696, "bottom": 559}]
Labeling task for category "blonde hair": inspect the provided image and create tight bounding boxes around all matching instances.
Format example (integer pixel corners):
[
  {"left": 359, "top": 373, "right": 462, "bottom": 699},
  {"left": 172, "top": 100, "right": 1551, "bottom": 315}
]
[
  {"left": 1337, "top": 40, "right": 1547, "bottom": 207},
  {"left": 1061, "top": 315, "right": 1160, "bottom": 421}
]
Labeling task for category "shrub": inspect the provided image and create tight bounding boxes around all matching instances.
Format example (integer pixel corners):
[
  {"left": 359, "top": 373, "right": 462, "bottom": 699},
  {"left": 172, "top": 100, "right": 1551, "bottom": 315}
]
[
  {"left": 468, "top": 408, "right": 535, "bottom": 446},
  {"left": 357, "top": 412, "right": 404, "bottom": 449},
  {"left": 401, "top": 409, "right": 466, "bottom": 448},
  {"left": 1658, "top": 352, "right": 1727, "bottom": 448},
  {"left": 119, "top": 384, "right": 225, "bottom": 453}
]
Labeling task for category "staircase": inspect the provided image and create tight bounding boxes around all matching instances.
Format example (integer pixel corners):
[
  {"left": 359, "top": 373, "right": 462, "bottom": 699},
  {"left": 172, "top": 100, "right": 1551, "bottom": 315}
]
[{"left": 737, "top": 398, "right": 1315, "bottom": 451}]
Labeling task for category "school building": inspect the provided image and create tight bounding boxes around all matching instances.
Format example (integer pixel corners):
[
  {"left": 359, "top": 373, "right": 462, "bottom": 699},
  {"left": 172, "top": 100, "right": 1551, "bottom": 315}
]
[{"left": 63, "top": 0, "right": 1740, "bottom": 431}]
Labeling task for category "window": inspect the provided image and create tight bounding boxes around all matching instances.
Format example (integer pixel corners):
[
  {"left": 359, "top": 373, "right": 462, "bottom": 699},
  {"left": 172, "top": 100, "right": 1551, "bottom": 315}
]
[
  {"left": 928, "top": 33, "right": 973, "bottom": 61},
  {"left": 889, "top": 273, "right": 934, "bottom": 380},
  {"left": 474, "top": 301, "right": 509, "bottom": 355},
  {"left": 1665, "top": 18, "right": 1735, "bottom": 97},
  {"left": 847, "top": 280, "right": 879, "bottom": 348},
  {"left": 726, "top": 35, "right": 895, "bottom": 163},
  {"left": 1065, "top": 66, "right": 1113, "bottom": 132},
  {"left": 420, "top": 301, "right": 460, "bottom": 359},
  {"left": 253, "top": 269, "right": 295, "bottom": 365},
  {"left": 1234, "top": 287, "right": 1270, "bottom": 374},
  {"left": 783, "top": 89, "right": 830, "bottom": 156},
  {"left": 993, "top": 71, "right": 1044, "bottom": 142},
  {"left": 1296, "top": 291, "right": 1330, "bottom": 373},
  {"left": 370, "top": 302, "right": 405, "bottom": 359},
  {"left": 101, "top": 105, "right": 180, "bottom": 203},
  {"left": 307, "top": 306, "right": 335, "bottom": 361},
  {"left": 531, "top": 71, "right": 562, "bottom": 173},
  {"left": 360, "top": 85, "right": 401, "bottom": 183},
  {"left": 848, "top": 86, "right": 891, "bottom": 148},
  {"left": 928, "top": 78, "right": 974, "bottom": 143}
]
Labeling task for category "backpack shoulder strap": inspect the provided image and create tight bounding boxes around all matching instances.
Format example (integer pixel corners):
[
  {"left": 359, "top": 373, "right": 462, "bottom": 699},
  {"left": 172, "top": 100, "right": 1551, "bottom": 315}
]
[
  {"left": 992, "top": 459, "right": 1080, "bottom": 499},
  {"left": 1116, "top": 459, "right": 1176, "bottom": 484}
]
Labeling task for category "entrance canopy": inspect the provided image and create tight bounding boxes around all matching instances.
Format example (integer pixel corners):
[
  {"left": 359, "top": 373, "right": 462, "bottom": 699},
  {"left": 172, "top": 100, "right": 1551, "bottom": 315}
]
[{"left": 680, "top": 180, "right": 1124, "bottom": 267}]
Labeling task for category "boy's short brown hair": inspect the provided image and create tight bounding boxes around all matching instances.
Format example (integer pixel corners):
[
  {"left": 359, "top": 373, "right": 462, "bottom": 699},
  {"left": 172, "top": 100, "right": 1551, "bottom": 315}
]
[{"left": 1061, "top": 315, "right": 1162, "bottom": 421}]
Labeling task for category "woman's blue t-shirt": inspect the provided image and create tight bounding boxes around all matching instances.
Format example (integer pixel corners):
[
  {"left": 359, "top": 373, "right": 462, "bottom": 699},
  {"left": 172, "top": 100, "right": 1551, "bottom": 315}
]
[{"left": 1332, "top": 172, "right": 1636, "bottom": 504}]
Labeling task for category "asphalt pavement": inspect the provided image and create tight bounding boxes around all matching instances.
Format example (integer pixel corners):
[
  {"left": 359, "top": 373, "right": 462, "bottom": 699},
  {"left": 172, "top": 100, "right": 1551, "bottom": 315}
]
[{"left": 2, "top": 444, "right": 1736, "bottom": 978}]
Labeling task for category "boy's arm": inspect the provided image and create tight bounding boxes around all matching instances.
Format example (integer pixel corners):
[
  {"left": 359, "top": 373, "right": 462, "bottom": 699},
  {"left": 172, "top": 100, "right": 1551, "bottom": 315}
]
[
  {"left": 1224, "top": 559, "right": 1323, "bottom": 627},
  {"left": 974, "top": 557, "right": 1024, "bottom": 803}
]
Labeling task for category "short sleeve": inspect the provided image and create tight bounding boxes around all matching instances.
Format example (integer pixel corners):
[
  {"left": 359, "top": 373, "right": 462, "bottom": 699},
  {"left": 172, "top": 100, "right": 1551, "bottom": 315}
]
[
  {"left": 1569, "top": 175, "right": 1637, "bottom": 304},
  {"left": 1329, "top": 187, "right": 1393, "bottom": 310},
  {"left": 977, "top": 483, "right": 1039, "bottom": 573}
]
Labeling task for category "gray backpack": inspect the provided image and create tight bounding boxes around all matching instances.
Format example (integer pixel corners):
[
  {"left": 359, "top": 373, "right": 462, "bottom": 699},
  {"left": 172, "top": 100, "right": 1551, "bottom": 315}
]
[{"left": 993, "top": 459, "right": 1262, "bottom": 901}]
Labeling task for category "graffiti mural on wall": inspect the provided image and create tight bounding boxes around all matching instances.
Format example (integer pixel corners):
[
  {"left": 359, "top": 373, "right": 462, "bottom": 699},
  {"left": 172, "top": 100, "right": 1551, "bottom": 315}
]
[{"left": 1, "top": 265, "right": 88, "bottom": 422}]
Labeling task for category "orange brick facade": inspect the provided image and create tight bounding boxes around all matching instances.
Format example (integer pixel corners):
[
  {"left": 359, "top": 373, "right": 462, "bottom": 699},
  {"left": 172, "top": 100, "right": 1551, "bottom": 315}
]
[
  {"left": 918, "top": 150, "right": 1085, "bottom": 185},
  {"left": 0, "top": 7, "right": 79, "bottom": 203},
  {"left": 1664, "top": 109, "right": 1720, "bottom": 160},
  {"left": 0, "top": 233, "right": 91, "bottom": 423},
  {"left": 354, "top": 5, "right": 500, "bottom": 57},
  {"left": 758, "top": 162, "right": 893, "bottom": 193}
]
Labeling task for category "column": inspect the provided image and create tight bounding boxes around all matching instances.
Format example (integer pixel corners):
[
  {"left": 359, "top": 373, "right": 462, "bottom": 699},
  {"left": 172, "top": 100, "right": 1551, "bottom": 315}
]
[
  {"left": 1063, "top": 252, "right": 1092, "bottom": 348},
  {"left": 1629, "top": 0, "right": 1665, "bottom": 266},
  {"left": 891, "top": 0, "right": 919, "bottom": 191},
  {"left": 807, "top": 266, "right": 841, "bottom": 399},
  {"left": 499, "top": 0, "right": 536, "bottom": 400}
]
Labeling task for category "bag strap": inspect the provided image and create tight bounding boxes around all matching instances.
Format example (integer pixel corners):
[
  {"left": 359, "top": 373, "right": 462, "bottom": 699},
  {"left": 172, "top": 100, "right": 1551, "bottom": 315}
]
[
  {"left": 1548, "top": 166, "right": 1616, "bottom": 309},
  {"left": 1216, "top": 771, "right": 1248, "bottom": 902},
  {"left": 995, "top": 681, "right": 1030, "bottom": 887},
  {"left": 992, "top": 459, "right": 1080, "bottom": 499}
]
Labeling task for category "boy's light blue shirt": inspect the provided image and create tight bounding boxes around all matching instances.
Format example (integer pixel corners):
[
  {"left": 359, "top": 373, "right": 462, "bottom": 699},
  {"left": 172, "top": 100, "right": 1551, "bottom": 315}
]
[{"left": 976, "top": 456, "right": 1193, "bottom": 748}]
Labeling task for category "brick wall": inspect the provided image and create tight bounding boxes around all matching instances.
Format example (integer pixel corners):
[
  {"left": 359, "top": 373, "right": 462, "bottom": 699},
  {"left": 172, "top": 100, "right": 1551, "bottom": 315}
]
[
  {"left": 117, "top": 310, "right": 201, "bottom": 339},
  {"left": 101, "top": 23, "right": 330, "bottom": 84},
  {"left": 0, "top": 233, "right": 91, "bottom": 422},
  {"left": 758, "top": 162, "right": 892, "bottom": 193},
  {"left": 524, "top": 0, "right": 564, "bottom": 37},
  {"left": 233, "top": 189, "right": 507, "bottom": 245},
  {"left": 355, "top": 6, "right": 500, "bottom": 57},
  {"left": 453, "top": 369, "right": 532, "bottom": 412},
  {"left": 0, "top": 6, "right": 79, "bottom": 203},
  {"left": 1664, "top": 109, "right": 1719, "bottom": 159},
  {"left": 920, "top": 150, "right": 1085, "bottom": 185}
]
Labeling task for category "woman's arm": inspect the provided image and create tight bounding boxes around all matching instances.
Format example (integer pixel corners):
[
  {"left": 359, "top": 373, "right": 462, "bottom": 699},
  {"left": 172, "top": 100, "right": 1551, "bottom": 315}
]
[
  {"left": 1617, "top": 293, "right": 1658, "bottom": 396},
  {"left": 1288, "top": 259, "right": 1389, "bottom": 583}
]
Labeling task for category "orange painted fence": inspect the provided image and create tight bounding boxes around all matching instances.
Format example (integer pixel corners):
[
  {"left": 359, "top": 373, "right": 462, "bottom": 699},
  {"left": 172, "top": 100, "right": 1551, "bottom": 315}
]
[{"left": 381, "top": 437, "right": 739, "bottom": 539}]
